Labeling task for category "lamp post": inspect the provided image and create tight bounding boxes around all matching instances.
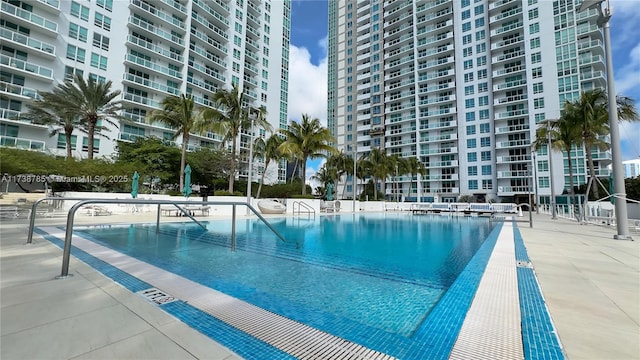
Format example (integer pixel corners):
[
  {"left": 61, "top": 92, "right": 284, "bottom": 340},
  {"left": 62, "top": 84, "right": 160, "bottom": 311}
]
[
  {"left": 531, "top": 149, "right": 539, "bottom": 214},
  {"left": 352, "top": 150, "right": 357, "bottom": 212},
  {"left": 246, "top": 111, "right": 255, "bottom": 216},
  {"left": 545, "top": 120, "right": 557, "bottom": 219},
  {"left": 578, "top": 0, "right": 630, "bottom": 239}
]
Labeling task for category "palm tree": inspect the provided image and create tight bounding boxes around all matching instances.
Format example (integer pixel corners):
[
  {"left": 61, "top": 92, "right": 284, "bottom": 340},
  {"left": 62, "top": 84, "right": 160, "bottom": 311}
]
[
  {"left": 18, "top": 93, "right": 86, "bottom": 159},
  {"left": 534, "top": 116, "right": 582, "bottom": 209},
  {"left": 401, "top": 157, "right": 426, "bottom": 201},
  {"left": 279, "top": 114, "right": 335, "bottom": 195},
  {"left": 210, "top": 85, "right": 271, "bottom": 193},
  {"left": 569, "top": 89, "right": 638, "bottom": 198},
  {"left": 254, "top": 133, "right": 284, "bottom": 199},
  {"left": 311, "top": 164, "right": 338, "bottom": 199},
  {"left": 148, "top": 94, "right": 216, "bottom": 191},
  {"left": 51, "top": 75, "right": 122, "bottom": 159},
  {"left": 362, "top": 147, "right": 392, "bottom": 200},
  {"left": 326, "top": 151, "right": 351, "bottom": 199}
]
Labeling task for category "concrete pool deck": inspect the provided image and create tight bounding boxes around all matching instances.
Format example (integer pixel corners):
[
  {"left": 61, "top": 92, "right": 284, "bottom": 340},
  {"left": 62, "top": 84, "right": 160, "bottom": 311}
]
[{"left": 1, "top": 212, "right": 639, "bottom": 359}]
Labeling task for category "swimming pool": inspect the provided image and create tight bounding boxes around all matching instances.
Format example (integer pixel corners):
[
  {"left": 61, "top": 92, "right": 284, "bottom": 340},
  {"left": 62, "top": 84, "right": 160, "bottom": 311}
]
[{"left": 70, "top": 213, "right": 495, "bottom": 353}]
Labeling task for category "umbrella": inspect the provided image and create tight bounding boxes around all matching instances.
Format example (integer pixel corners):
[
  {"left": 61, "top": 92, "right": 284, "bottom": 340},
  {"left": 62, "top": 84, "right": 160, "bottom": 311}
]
[
  {"left": 182, "top": 164, "right": 192, "bottom": 198},
  {"left": 326, "top": 182, "right": 333, "bottom": 201},
  {"left": 131, "top": 171, "right": 139, "bottom": 198}
]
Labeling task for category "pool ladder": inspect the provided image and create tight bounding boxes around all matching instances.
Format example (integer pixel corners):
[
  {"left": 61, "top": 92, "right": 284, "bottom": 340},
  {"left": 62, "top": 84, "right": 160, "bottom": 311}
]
[
  {"left": 26, "top": 198, "right": 287, "bottom": 278},
  {"left": 292, "top": 201, "right": 315, "bottom": 219}
]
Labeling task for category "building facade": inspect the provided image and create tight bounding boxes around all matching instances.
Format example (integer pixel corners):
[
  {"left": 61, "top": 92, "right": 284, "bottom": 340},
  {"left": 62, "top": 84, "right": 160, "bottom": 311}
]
[
  {"left": 1, "top": 0, "right": 290, "bottom": 183},
  {"left": 328, "top": 0, "right": 610, "bottom": 203},
  {"left": 622, "top": 159, "right": 640, "bottom": 179}
]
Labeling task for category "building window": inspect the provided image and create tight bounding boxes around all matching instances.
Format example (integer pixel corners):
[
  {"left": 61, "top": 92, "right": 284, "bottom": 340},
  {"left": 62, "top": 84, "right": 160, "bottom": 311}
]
[
  {"left": 463, "top": 60, "right": 473, "bottom": 69},
  {"left": 94, "top": 13, "right": 111, "bottom": 31},
  {"left": 475, "top": 30, "right": 486, "bottom": 41},
  {"left": 480, "top": 123, "right": 490, "bottom": 133},
  {"left": 475, "top": 18, "right": 484, "bottom": 27},
  {"left": 468, "top": 166, "right": 478, "bottom": 176},
  {"left": 464, "top": 73, "right": 474, "bottom": 82},
  {"left": 463, "top": 47, "right": 473, "bottom": 57},
  {"left": 481, "top": 151, "right": 491, "bottom": 161},
  {"left": 528, "top": 8, "right": 539, "bottom": 20},
  {"left": 534, "top": 98, "right": 545, "bottom": 109},
  {"left": 71, "top": 1, "right": 90, "bottom": 21},
  {"left": 530, "top": 23, "right": 540, "bottom": 34},
  {"left": 531, "top": 52, "right": 541, "bottom": 64},
  {"left": 467, "top": 138, "right": 477, "bottom": 148},
  {"left": 469, "top": 180, "right": 478, "bottom": 190},
  {"left": 530, "top": 37, "right": 540, "bottom": 49},
  {"left": 477, "top": 69, "right": 487, "bottom": 80},
  {"left": 82, "top": 138, "right": 100, "bottom": 153},
  {"left": 480, "top": 137, "right": 490, "bottom": 147},
  {"left": 462, "top": 10, "right": 471, "bottom": 20},
  {"left": 92, "top": 33, "right": 109, "bottom": 50},
  {"left": 465, "top": 99, "right": 475, "bottom": 108},
  {"left": 479, "top": 109, "right": 489, "bottom": 120},
  {"left": 468, "top": 152, "right": 477, "bottom": 162},
  {"left": 90, "top": 53, "right": 107, "bottom": 70},
  {"left": 481, "top": 165, "right": 492, "bottom": 175},
  {"left": 533, "top": 82, "right": 544, "bottom": 94},
  {"left": 57, "top": 134, "right": 77, "bottom": 150},
  {"left": 66, "top": 45, "right": 86, "bottom": 63},
  {"left": 532, "top": 67, "right": 542, "bottom": 78},
  {"left": 482, "top": 179, "right": 492, "bottom": 189},
  {"left": 478, "top": 96, "right": 489, "bottom": 106},
  {"left": 68, "top": 23, "right": 88, "bottom": 42},
  {"left": 477, "top": 82, "right": 488, "bottom": 92},
  {"left": 463, "top": 34, "right": 472, "bottom": 44},
  {"left": 89, "top": 73, "right": 106, "bottom": 83},
  {"left": 64, "top": 66, "right": 83, "bottom": 81},
  {"left": 476, "top": 43, "right": 486, "bottom": 53},
  {"left": 474, "top": 4, "right": 484, "bottom": 15},
  {"left": 539, "top": 176, "right": 549, "bottom": 188},
  {"left": 476, "top": 56, "right": 486, "bottom": 66},
  {"left": 466, "top": 125, "right": 476, "bottom": 135},
  {"left": 462, "top": 22, "right": 471, "bottom": 32},
  {"left": 97, "top": 0, "right": 113, "bottom": 11},
  {"left": 465, "top": 85, "right": 474, "bottom": 95},
  {"left": 466, "top": 112, "right": 476, "bottom": 122}
]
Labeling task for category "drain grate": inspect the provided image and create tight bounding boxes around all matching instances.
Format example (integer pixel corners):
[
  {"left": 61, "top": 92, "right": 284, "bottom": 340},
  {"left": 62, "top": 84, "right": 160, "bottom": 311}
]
[
  {"left": 137, "top": 287, "right": 178, "bottom": 305},
  {"left": 516, "top": 260, "right": 533, "bottom": 268}
]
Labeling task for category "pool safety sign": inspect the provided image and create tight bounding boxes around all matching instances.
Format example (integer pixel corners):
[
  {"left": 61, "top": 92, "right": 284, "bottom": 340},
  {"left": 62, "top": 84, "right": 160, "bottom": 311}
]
[{"left": 137, "top": 288, "right": 177, "bottom": 305}]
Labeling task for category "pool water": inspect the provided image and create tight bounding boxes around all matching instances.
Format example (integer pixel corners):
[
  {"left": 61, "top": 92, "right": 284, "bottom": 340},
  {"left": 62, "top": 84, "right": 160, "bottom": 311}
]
[{"left": 77, "top": 213, "right": 495, "bottom": 339}]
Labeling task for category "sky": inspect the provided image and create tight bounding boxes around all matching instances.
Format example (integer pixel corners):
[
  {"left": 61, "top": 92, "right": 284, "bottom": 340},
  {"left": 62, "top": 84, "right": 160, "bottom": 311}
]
[{"left": 287, "top": 0, "right": 640, "bottom": 185}]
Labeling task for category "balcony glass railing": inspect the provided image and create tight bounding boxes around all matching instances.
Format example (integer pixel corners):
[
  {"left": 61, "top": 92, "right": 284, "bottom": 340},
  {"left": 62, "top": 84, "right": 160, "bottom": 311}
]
[
  {"left": 123, "top": 73, "right": 180, "bottom": 95},
  {"left": 130, "top": 0, "right": 185, "bottom": 29},
  {"left": 0, "top": 28, "right": 55, "bottom": 55},
  {"left": 189, "top": 43, "right": 226, "bottom": 67},
  {"left": 192, "top": 0, "right": 229, "bottom": 26},
  {"left": 0, "top": 135, "right": 45, "bottom": 151},
  {"left": 191, "top": 12, "right": 229, "bottom": 39},
  {"left": 190, "top": 28, "right": 228, "bottom": 54},
  {"left": 125, "top": 53, "right": 182, "bottom": 79},
  {"left": 128, "top": 16, "right": 184, "bottom": 45},
  {"left": 1, "top": 2, "right": 57, "bottom": 32},
  {"left": 0, "top": 82, "right": 40, "bottom": 99},
  {"left": 122, "top": 93, "right": 161, "bottom": 108},
  {"left": 0, "top": 55, "right": 53, "bottom": 79},
  {"left": 127, "top": 35, "right": 183, "bottom": 62},
  {"left": 38, "top": 0, "right": 60, "bottom": 9}
]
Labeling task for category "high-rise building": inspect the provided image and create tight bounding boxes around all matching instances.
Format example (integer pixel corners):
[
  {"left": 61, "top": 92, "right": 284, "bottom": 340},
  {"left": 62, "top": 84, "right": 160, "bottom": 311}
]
[
  {"left": 328, "top": 0, "right": 610, "bottom": 203},
  {"left": 622, "top": 159, "right": 640, "bottom": 179},
  {"left": 1, "top": 0, "right": 290, "bottom": 183}
]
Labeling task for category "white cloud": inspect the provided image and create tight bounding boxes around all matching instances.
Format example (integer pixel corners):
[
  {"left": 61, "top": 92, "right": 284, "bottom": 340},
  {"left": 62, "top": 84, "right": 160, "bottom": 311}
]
[{"left": 287, "top": 43, "right": 328, "bottom": 127}]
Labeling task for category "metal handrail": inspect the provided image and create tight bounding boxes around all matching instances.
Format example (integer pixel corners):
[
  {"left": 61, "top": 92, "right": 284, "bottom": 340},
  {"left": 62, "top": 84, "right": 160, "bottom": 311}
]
[
  {"left": 292, "top": 201, "right": 315, "bottom": 218},
  {"left": 25, "top": 197, "right": 287, "bottom": 278}
]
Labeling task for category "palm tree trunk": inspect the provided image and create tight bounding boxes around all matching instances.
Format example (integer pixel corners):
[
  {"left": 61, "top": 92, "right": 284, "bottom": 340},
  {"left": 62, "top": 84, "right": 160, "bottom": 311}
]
[
  {"left": 567, "top": 150, "right": 577, "bottom": 210},
  {"left": 290, "top": 159, "right": 298, "bottom": 184},
  {"left": 87, "top": 120, "right": 95, "bottom": 160},
  {"left": 374, "top": 177, "right": 378, "bottom": 200},
  {"left": 301, "top": 157, "right": 307, "bottom": 195},
  {"left": 65, "top": 132, "right": 72, "bottom": 160},
  {"left": 229, "top": 139, "right": 236, "bottom": 193},
  {"left": 585, "top": 142, "right": 599, "bottom": 199},
  {"left": 256, "top": 159, "right": 270, "bottom": 199},
  {"left": 180, "top": 134, "right": 188, "bottom": 191}
]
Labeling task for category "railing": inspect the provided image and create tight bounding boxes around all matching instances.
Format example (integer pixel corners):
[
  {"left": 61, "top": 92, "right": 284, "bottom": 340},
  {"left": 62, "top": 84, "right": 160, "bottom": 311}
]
[
  {"left": 292, "top": 201, "right": 315, "bottom": 219},
  {"left": 26, "top": 198, "right": 287, "bottom": 278}
]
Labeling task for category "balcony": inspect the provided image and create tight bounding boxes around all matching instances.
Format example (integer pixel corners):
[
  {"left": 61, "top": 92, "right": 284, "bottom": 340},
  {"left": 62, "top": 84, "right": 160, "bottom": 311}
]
[
  {"left": 128, "top": 16, "right": 184, "bottom": 46},
  {"left": 492, "top": 64, "right": 525, "bottom": 78},
  {"left": 492, "top": 49, "right": 525, "bottom": 63},
  {"left": 419, "top": 120, "right": 456, "bottom": 130},
  {"left": 493, "top": 79, "right": 527, "bottom": 91},
  {"left": 193, "top": 0, "right": 230, "bottom": 28},
  {"left": 122, "top": 93, "right": 161, "bottom": 109},
  {"left": 420, "top": 146, "right": 457, "bottom": 156},
  {"left": 0, "top": 135, "right": 45, "bottom": 151},
  {"left": 190, "top": 28, "right": 228, "bottom": 55},
  {"left": 495, "top": 123, "right": 529, "bottom": 134},
  {"left": 497, "top": 154, "right": 531, "bottom": 163},
  {"left": 490, "top": 22, "right": 523, "bottom": 37},
  {"left": 123, "top": 73, "right": 180, "bottom": 96},
  {"left": 37, "top": 0, "right": 60, "bottom": 13},
  {"left": 496, "top": 109, "right": 528, "bottom": 119},
  {"left": 497, "top": 170, "right": 530, "bottom": 178},
  {"left": 0, "top": 82, "right": 40, "bottom": 100},
  {"left": 497, "top": 185, "right": 530, "bottom": 194},
  {"left": 187, "top": 76, "right": 218, "bottom": 93},
  {"left": 494, "top": 94, "right": 527, "bottom": 105},
  {"left": 0, "top": 28, "right": 55, "bottom": 57},
  {"left": 190, "top": 61, "right": 225, "bottom": 82},
  {"left": 189, "top": 43, "right": 226, "bottom": 69},
  {"left": 130, "top": 0, "right": 185, "bottom": 30},
  {"left": 191, "top": 12, "right": 229, "bottom": 41},
  {"left": 159, "top": 0, "right": 187, "bottom": 14},
  {"left": 490, "top": 6, "right": 522, "bottom": 23},
  {"left": 0, "top": 55, "right": 53, "bottom": 80},
  {"left": 495, "top": 139, "right": 530, "bottom": 149},
  {"left": 1, "top": 2, "right": 57, "bottom": 35},
  {"left": 125, "top": 53, "right": 182, "bottom": 79},
  {"left": 127, "top": 35, "right": 183, "bottom": 63}
]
